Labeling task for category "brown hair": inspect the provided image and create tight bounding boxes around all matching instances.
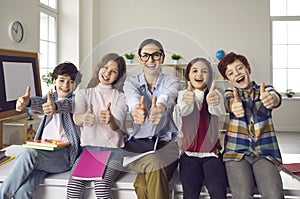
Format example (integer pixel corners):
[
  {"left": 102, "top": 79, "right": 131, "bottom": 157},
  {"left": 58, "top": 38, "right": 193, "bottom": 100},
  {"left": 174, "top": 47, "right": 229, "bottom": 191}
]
[
  {"left": 87, "top": 53, "right": 126, "bottom": 88},
  {"left": 217, "top": 52, "right": 251, "bottom": 79},
  {"left": 185, "top": 57, "right": 213, "bottom": 89},
  {"left": 52, "top": 62, "right": 81, "bottom": 87}
]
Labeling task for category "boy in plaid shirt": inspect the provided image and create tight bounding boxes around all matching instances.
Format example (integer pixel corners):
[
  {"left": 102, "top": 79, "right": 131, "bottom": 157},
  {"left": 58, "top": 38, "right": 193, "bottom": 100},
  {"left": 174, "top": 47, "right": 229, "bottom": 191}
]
[{"left": 217, "top": 52, "right": 284, "bottom": 199}]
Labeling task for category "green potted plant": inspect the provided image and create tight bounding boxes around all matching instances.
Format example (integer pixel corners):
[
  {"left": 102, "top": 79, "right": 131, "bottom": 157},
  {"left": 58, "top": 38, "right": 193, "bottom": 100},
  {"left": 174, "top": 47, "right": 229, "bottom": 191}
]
[
  {"left": 171, "top": 54, "right": 182, "bottom": 64},
  {"left": 125, "top": 53, "right": 135, "bottom": 64},
  {"left": 285, "top": 89, "right": 295, "bottom": 98},
  {"left": 42, "top": 71, "right": 53, "bottom": 87}
]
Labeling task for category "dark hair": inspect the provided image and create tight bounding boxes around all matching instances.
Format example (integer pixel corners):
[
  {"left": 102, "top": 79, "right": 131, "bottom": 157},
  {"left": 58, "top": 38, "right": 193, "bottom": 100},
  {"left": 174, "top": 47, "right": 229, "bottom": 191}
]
[
  {"left": 87, "top": 53, "right": 126, "bottom": 88},
  {"left": 185, "top": 57, "right": 213, "bottom": 89},
  {"left": 138, "top": 38, "right": 165, "bottom": 56},
  {"left": 217, "top": 52, "right": 251, "bottom": 79},
  {"left": 52, "top": 62, "right": 81, "bottom": 86}
]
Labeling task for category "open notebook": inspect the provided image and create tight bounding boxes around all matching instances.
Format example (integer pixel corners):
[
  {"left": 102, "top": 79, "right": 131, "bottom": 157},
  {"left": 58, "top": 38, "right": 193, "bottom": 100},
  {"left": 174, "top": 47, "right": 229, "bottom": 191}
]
[{"left": 72, "top": 150, "right": 111, "bottom": 180}]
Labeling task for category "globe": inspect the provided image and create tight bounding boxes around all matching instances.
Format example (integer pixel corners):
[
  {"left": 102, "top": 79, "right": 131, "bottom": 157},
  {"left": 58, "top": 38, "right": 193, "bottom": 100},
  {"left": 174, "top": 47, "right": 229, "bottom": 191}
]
[{"left": 216, "top": 50, "right": 225, "bottom": 60}]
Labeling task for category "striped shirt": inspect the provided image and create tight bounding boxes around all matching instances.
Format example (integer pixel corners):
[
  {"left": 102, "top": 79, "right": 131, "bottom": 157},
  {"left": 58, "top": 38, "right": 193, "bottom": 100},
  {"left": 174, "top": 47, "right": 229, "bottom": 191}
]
[{"left": 223, "top": 81, "right": 282, "bottom": 162}]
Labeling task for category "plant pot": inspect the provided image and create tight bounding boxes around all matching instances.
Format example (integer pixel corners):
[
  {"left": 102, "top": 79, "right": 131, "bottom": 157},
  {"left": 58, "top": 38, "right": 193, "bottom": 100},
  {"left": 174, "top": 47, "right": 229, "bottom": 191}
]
[
  {"left": 127, "top": 59, "right": 133, "bottom": 64},
  {"left": 286, "top": 94, "right": 293, "bottom": 98},
  {"left": 173, "top": 60, "right": 180, "bottom": 64}
]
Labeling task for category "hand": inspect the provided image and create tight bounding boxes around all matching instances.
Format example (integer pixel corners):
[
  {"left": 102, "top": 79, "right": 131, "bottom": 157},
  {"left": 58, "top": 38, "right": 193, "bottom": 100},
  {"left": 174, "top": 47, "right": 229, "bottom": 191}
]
[
  {"left": 149, "top": 96, "right": 165, "bottom": 125},
  {"left": 100, "top": 102, "right": 112, "bottom": 124},
  {"left": 259, "top": 83, "right": 276, "bottom": 109},
  {"left": 183, "top": 81, "right": 195, "bottom": 105},
  {"left": 42, "top": 91, "right": 56, "bottom": 115},
  {"left": 16, "top": 86, "right": 31, "bottom": 112},
  {"left": 82, "top": 104, "right": 95, "bottom": 127},
  {"left": 231, "top": 89, "right": 245, "bottom": 118},
  {"left": 133, "top": 96, "right": 147, "bottom": 125},
  {"left": 207, "top": 80, "right": 221, "bottom": 106}
]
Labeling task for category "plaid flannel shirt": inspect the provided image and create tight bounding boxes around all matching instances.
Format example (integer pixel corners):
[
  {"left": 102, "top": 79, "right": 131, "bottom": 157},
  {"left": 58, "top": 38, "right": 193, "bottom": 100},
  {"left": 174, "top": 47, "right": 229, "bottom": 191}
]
[{"left": 223, "top": 81, "right": 282, "bottom": 162}]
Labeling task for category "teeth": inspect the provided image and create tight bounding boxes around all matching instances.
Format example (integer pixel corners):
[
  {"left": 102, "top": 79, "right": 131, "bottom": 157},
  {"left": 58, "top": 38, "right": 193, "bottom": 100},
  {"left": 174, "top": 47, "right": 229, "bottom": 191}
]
[{"left": 236, "top": 77, "right": 244, "bottom": 82}]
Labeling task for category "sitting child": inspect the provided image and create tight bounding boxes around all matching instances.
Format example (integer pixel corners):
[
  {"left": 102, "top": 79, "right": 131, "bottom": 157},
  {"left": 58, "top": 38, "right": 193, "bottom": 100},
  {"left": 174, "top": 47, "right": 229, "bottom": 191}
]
[
  {"left": 0, "top": 62, "right": 81, "bottom": 199},
  {"left": 217, "top": 52, "right": 284, "bottom": 198},
  {"left": 173, "top": 57, "right": 228, "bottom": 199}
]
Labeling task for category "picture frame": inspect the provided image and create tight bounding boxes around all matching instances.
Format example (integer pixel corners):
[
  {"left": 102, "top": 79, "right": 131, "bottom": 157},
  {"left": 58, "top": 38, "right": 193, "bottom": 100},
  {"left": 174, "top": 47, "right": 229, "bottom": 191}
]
[{"left": 0, "top": 49, "right": 41, "bottom": 120}]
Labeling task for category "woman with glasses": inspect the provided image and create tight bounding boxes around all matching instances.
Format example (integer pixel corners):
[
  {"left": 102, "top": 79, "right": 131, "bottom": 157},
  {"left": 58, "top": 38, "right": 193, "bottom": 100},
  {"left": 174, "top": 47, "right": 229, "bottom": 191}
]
[{"left": 123, "top": 38, "right": 181, "bottom": 199}]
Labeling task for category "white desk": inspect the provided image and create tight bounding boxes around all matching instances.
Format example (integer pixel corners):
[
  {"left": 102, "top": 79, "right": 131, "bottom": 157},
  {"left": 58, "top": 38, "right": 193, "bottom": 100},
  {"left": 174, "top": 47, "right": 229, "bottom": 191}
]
[
  {"left": 0, "top": 145, "right": 137, "bottom": 199},
  {"left": 1, "top": 145, "right": 300, "bottom": 199}
]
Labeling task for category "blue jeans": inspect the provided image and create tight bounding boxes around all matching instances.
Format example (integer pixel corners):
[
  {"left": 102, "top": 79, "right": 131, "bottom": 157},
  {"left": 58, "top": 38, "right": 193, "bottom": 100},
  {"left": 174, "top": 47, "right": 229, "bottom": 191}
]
[
  {"left": 0, "top": 147, "right": 71, "bottom": 199},
  {"left": 225, "top": 155, "right": 284, "bottom": 199}
]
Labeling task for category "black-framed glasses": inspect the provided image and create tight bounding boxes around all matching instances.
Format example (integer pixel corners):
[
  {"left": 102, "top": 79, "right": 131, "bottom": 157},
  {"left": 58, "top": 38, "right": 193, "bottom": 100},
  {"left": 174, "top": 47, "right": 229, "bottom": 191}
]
[{"left": 139, "top": 52, "right": 163, "bottom": 62}]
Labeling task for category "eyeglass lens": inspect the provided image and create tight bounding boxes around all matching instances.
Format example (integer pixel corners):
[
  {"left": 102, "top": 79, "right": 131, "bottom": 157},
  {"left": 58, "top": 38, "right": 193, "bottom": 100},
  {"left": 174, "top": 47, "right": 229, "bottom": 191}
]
[{"left": 140, "top": 52, "right": 162, "bottom": 62}]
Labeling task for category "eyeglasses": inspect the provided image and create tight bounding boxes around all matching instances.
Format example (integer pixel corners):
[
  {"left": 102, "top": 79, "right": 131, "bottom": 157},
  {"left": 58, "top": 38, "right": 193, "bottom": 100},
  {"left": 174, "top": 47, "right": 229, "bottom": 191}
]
[{"left": 139, "top": 52, "right": 163, "bottom": 62}]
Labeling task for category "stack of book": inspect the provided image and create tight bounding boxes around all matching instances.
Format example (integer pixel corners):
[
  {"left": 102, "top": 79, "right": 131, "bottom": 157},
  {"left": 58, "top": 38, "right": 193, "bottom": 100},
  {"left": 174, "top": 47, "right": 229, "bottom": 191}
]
[
  {"left": 23, "top": 140, "right": 70, "bottom": 151},
  {"left": 0, "top": 150, "right": 15, "bottom": 166}
]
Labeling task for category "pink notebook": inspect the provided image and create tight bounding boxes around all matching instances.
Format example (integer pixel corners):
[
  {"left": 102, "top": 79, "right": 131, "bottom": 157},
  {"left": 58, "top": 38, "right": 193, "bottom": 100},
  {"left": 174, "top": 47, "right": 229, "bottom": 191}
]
[{"left": 72, "top": 150, "right": 111, "bottom": 180}]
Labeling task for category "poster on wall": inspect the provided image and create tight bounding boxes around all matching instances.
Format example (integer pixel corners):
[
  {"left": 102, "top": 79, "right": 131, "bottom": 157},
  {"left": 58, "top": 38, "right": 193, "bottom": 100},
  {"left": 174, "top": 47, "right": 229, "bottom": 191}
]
[{"left": 0, "top": 49, "right": 41, "bottom": 120}]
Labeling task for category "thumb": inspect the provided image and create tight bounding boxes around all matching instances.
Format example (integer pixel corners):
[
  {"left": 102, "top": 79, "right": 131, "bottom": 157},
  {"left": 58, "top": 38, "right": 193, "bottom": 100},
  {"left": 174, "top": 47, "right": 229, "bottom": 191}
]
[
  {"left": 260, "top": 82, "right": 265, "bottom": 94},
  {"left": 106, "top": 102, "right": 111, "bottom": 111},
  {"left": 87, "top": 104, "right": 93, "bottom": 113},
  {"left": 25, "top": 86, "right": 31, "bottom": 97},
  {"left": 209, "top": 80, "right": 216, "bottom": 93},
  {"left": 233, "top": 89, "right": 240, "bottom": 102},
  {"left": 187, "top": 81, "right": 192, "bottom": 91},
  {"left": 47, "top": 91, "right": 53, "bottom": 103},
  {"left": 140, "top": 96, "right": 146, "bottom": 109},
  {"left": 152, "top": 96, "right": 157, "bottom": 108}
]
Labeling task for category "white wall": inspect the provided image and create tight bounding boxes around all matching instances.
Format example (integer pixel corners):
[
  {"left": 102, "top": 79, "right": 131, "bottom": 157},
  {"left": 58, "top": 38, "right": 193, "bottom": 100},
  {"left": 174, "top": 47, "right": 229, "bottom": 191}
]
[
  {"left": 0, "top": 0, "right": 299, "bottom": 132},
  {"left": 0, "top": 0, "right": 39, "bottom": 52}
]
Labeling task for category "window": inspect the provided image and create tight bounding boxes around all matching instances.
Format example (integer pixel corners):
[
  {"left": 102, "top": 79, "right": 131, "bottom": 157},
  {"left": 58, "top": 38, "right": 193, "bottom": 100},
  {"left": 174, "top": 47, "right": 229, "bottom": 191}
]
[
  {"left": 39, "top": 0, "right": 57, "bottom": 95},
  {"left": 271, "top": 0, "right": 300, "bottom": 95}
]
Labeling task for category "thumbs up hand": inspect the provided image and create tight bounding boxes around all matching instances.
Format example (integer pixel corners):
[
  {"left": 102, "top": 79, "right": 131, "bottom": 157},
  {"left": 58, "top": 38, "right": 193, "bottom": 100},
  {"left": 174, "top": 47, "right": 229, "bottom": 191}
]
[
  {"left": 207, "top": 80, "right": 221, "bottom": 106},
  {"left": 259, "top": 83, "right": 276, "bottom": 109},
  {"left": 231, "top": 89, "right": 245, "bottom": 118},
  {"left": 100, "top": 102, "right": 112, "bottom": 124},
  {"left": 149, "top": 96, "right": 165, "bottom": 125},
  {"left": 42, "top": 91, "right": 56, "bottom": 115},
  {"left": 16, "top": 86, "right": 31, "bottom": 111},
  {"left": 183, "top": 81, "right": 195, "bottom": 105},
  {"left": 83, "top": 104, "right": 95, "bottom": 127},
  {"left": 133, "top": 96, "right": 147, "bottom": 125}
]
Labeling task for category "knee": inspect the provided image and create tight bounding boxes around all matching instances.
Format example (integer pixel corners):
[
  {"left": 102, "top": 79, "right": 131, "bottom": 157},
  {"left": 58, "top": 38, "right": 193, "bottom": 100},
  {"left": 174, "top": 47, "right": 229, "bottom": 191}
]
[{"left": 18, "top": 149, "right": 37, "bottom": 161}]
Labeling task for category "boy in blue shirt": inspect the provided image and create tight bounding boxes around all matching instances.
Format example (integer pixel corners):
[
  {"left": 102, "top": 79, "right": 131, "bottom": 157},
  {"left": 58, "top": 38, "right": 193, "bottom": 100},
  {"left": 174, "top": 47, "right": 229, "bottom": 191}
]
[{"left": 0, "top": 62, "right": 81, "bottom": 199}]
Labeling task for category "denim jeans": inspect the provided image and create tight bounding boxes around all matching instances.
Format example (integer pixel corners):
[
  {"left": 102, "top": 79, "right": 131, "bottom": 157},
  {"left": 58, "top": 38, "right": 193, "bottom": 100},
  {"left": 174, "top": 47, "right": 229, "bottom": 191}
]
[
  {"left": 225, "top": 155, "right": 284, "bottom": 199},
  {"left": 0, "top": 147, "right": 71, "bottom": 199}
]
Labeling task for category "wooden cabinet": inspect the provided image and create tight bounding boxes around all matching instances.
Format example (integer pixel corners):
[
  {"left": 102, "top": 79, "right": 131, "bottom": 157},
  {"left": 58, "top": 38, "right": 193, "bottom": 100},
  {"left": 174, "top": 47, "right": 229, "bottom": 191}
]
[{"left": 0, "top": 113, "right": 41, "bottom": 148}]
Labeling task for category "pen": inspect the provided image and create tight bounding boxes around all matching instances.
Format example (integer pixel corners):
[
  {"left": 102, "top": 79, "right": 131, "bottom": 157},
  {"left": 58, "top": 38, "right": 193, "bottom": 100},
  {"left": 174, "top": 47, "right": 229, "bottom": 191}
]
[{"left": 153, "top": 136, "right": 159, "bottom": 151}]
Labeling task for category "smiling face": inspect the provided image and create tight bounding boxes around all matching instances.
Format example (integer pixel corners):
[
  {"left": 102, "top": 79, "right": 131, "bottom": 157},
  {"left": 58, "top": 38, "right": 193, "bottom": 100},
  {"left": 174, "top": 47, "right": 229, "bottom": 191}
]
[
  {"left": 138, "top": 43, "right": 164, "bottom": 76},
  {"left": 225, "top": 59, "right": 252, "bottom": 90},
  {"left": 188, "top": 60, "right": 209, "bottom": 90},
  {"left": 98, "top": 60, "right": 119, "bottom": 85},
  {"left": 53, "top": 75, "right": 76, "bottom": 98}
]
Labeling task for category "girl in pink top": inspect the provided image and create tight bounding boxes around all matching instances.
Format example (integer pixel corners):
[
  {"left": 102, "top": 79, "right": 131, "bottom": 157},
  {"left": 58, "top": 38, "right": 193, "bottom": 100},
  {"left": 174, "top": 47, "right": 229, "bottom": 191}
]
[{"left": 67, "top": 53, "right": 127, "bottom": 199}]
